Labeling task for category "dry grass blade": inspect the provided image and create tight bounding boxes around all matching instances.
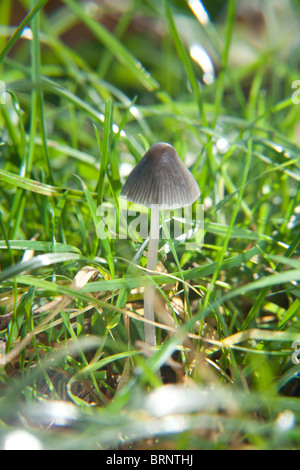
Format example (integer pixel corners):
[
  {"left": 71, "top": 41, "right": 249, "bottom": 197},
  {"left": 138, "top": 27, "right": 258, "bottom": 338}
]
[{"left": 4, "top": 266, "right": 99, "bottom": 364}]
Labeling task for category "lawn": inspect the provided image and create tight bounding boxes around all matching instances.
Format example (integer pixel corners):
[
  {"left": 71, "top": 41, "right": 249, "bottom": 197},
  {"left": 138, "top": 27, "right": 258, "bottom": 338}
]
[{"left": 0, "top": 0, "right": 300, "bottom": 450}]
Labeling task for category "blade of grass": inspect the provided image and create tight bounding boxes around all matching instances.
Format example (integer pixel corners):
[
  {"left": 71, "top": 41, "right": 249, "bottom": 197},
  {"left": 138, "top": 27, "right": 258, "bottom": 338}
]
[
  {"left": 164, "top": 0, "right": 207, "bottom": 125},
  {"left": 67, "top": 349, "right": 140, "bottom": 406},
  {"left": 0, "top": 1, "right": 11, "bottom": 53},
  {"left": 62, "top": 0, "right": 159, "bottom": 92},
  {"left": 96, "top": 3, "right": 136, "bottom": 80},
  {"left": 2, "top": 266, "right": 299, "bottom": 367},
  {"left": 0, "top": 211, "right": 18, "bottom": 339},
  {"left": 60, "top": 310, "right": 104, "bottom": 406},
  {"left": 12, "top": 269, "right": 300, "bottom": 342},
  {"left": 161, "top": 214, "right": 192, "bottom": 323},
  {"left": 211, "top": 0, "right": 237, "bottom": 127},
  {"left": 78, "top": 175, "right": 115, "bottom": 279},
  {"left": 96, "top": 98, "right": 112, "bottom": 207},
  {"left": 0, "top": 240, "right": 80, "bottom": 253},
  {"left": 0, "top": 252, "right": 90, "bottom": 284},
  {"left": 241, "top": 230, "right": 300, "bottom": 329},
  {"left": 278, "top": 298, "right": 300, "bottom": 330},
  {"left": 81, "top": 243, "right": 266, "bottom": 293},
  {"left": 8, "top": 0, "right": 44, "bottom": 239},
  {"left": 0, "top": 0, "right": 49, "bottom": 63},
  {"left": 0, "top": 168, "right": 85, "bottom": 199},
  {"left": 203, "top": 136, "right": 253, "bottom": 310}
]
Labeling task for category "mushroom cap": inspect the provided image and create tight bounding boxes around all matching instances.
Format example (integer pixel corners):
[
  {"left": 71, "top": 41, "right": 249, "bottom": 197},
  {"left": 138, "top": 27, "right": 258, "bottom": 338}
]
[{"left": 120, "top": 142, "right": 200, "bottom": 209}]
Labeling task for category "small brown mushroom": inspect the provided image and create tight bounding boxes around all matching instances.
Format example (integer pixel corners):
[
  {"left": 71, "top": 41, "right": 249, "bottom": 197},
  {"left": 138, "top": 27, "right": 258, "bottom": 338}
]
[{"left": 121, "top": 142, "right": 200, "bottom": 347}]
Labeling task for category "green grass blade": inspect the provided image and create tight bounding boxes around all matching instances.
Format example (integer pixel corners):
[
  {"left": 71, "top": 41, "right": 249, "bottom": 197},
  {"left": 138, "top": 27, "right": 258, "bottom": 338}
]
[
  {"left": 212, "top": 0, "right": 237, "bottom": 126},
  {"left": 62, "top": 0, "right": 159, "bottom": 92},
  {"left": 78, "top": 176, "right": 115, "bottom": 279},
  {"left": 164, "top": 0, "right": 207, "bottom": 125},
  {"left": 0, "top": 252, "right": 84, "bottom": 283},
  {"left": 96, "top": 98, "right": 112, "bottom": 207},
  {"left": 203, "top": 137, "right": 254, "bottom": 309},
  {"left": 0, "top": 0, "right": 49, "bottom": 63},
  {"left": 0, "top": 240, "right": 80, "bottom": 253},
  {"left": 241, "top": 230, "right": 300, "bottom": 329},
  {"left": 0, "top": 169, "right": 84, "bottom": 199}
]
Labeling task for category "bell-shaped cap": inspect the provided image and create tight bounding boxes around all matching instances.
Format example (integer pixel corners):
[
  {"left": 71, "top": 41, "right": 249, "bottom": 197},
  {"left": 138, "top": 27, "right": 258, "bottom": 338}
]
[{"left": 120, "top": 142, "right": 200, "bottom": 209}]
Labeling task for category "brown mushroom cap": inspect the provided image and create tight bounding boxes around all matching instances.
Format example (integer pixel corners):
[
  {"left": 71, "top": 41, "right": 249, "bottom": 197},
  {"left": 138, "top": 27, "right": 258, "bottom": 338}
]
[{"left": 120, "top": 142, "right": 200, "bottom": 209}]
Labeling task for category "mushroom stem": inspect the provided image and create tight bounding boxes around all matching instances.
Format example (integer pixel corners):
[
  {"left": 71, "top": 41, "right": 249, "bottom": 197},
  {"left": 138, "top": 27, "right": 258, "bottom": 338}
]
[{"left": 144, "top": 205, "right": 160, "bottom": 347}]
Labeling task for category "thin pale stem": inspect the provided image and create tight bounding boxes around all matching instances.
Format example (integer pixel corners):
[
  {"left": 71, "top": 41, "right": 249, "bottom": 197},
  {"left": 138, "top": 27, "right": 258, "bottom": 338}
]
[{"left": 144, "top": 206, "right": 160, "bottom": 347}]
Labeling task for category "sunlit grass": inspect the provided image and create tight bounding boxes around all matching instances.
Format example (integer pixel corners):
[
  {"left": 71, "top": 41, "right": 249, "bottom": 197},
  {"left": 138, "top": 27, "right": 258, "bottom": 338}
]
[{"left": 0, "top": 0, "right": 299, "bottom": 450}]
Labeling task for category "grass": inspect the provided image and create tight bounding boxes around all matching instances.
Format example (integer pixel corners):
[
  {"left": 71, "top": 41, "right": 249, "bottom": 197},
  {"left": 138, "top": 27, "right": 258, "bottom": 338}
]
[{"left": 0, "top": 0, "right": 300, "bottom": 450}]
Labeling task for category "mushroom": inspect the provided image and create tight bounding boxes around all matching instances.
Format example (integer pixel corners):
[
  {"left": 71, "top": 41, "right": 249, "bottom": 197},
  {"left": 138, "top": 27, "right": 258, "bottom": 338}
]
[{"left": 120, "top": 142, "right": 200, "bottom": 347}]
